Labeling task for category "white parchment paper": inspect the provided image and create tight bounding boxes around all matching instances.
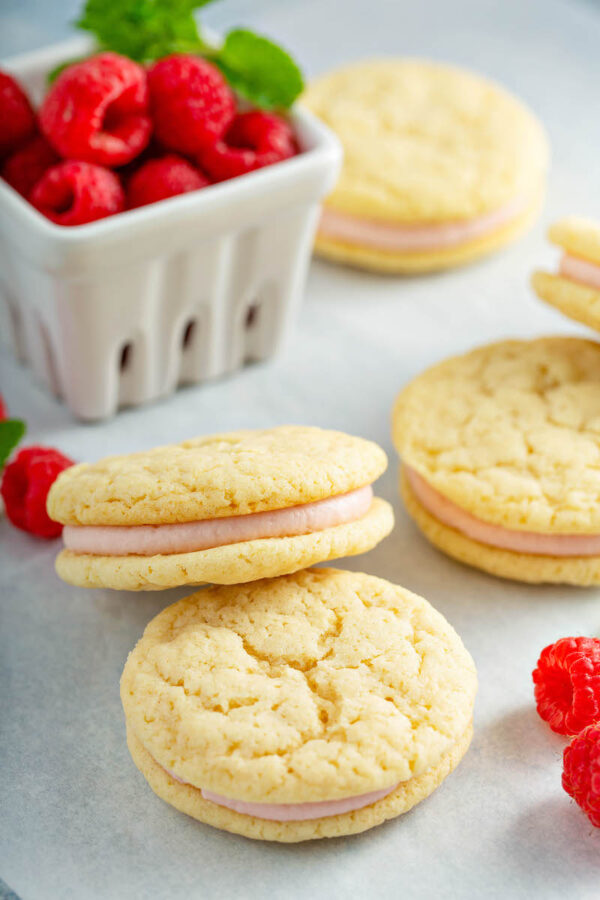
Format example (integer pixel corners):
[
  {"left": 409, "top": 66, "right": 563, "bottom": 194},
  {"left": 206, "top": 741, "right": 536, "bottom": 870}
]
[{"left": 1, "top": 0, "right": 600, "bottom": 897}]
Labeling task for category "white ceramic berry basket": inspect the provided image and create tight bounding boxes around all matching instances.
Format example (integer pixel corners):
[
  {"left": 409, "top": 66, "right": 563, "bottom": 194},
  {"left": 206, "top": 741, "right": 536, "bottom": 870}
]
[{"left": 0, "top": 38, "right": 342, "bottom": 420}]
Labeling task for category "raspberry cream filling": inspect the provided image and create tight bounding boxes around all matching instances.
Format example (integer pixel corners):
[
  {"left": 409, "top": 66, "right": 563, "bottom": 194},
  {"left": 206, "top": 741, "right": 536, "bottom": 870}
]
[
  {"left": 62, "top": 485, "right": 374, "bottom": 556},
  {"left": 559, "top": 253, "right": 600, "bottom": 291},
  {"left": 406, "top": 467, "right": 600, "bottom": 557},
  {"left": 162, "top": 763, "right": 398, "bottom": 821},
  {"left": 318, "top": 196, "right": 527, "bottom": 253}
]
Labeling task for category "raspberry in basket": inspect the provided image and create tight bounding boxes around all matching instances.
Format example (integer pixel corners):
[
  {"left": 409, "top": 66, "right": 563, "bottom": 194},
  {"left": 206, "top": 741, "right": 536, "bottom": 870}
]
[
  {"left": 532, "top": 636, "right": 600, "bottom": 735},
  {"left": 148, "top": 55, "right": 235, "bottom": 155},
  {"left": 0, "top": 70, "right": 36, "bottom": 158},
  {"left": 31, "top": 161, "right": 125, "bottom": 226},
  {"left": 39, "top": 52, "right": 151, "bottom": 167},
  {"left": 127, "top": 154, "right": 209, "bottom": 208},
  {"left": 562, "top": 723, "right": 600, "bottom": 827},
  {"left": 1, "top": 446, "right": 74, "bottom": 538},
  {"left": 199, "top": 110, "right": 297, "bottom": 182},
  {"left": 2, "top": 134, "right": 59, "bottom": 198}
]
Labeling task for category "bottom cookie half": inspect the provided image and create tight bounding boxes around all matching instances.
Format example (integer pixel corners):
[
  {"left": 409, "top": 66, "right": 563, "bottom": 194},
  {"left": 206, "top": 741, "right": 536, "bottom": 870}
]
[
  {"left": 55, "top": 498, "right": 393, "bottom": 590},
  {"left": 314, "top": 200, "right": 541, "bottom": 274},
  {"left": 532, "top": 271, "right": 600, "bottom": 334},
  {"left": 126, "top": 724, "right": 473, "bottom": 842},
  {"left": 401, "top": 470, "right": 600, "bottom": 586}
]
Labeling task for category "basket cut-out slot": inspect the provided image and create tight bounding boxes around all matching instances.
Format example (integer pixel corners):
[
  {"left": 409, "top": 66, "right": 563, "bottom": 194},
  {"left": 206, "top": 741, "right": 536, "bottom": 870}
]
[
  {"left": 181, "top": 319, "right": 197, "bottom": 350},
  {"left": 119, "top": 342, "right": 133, "bottom": 371}
]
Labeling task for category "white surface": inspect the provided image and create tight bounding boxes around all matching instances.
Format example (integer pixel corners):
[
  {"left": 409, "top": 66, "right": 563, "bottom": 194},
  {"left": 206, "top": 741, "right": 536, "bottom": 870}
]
[
  {"left": 0, "top": 39, "right": 341, "bottom": 420},
  {"left": 1, "top": 0, "right": 600, "bottom": 898}
]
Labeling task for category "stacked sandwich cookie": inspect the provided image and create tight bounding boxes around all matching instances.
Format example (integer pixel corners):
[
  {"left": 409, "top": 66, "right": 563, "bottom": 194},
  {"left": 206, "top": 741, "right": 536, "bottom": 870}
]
[
  {"left": 393, "top": 338, "right": 600, "bottom": 585},
  {"left": 121, "top": 568, "right": 477, "bottom": 841},
  {"left": 48, "top": 425, "right": 477, "bottom": 840},
  {"left": 303, "top": 59, "right": 548, "bottom": 273},
  {"left": 532, "top": 217, "right": 600, "bottom": 333},
  {"left": 47, "top": 426, "right": 393, "bottom": 590}
]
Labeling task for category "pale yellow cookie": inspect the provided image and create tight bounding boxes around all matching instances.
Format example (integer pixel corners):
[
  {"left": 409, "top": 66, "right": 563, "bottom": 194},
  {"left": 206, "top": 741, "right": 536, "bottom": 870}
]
[
  {"left": 392, "top": 338, "right": 600, "bottom": 585},
  {"left": 121, "top": 568, "right": 477, "bottom": 841},
  {"left": 533, "top": 217, "right": 600, "bottom": 332},
  {"left": 48, "top": 426, "right": 392, "bottom": 590},
  {"left": 303, "top": 59, "right": 548, "bottom": 272},
  {"left": 401, "top": 468, "right": 600, "bottom": 586}
]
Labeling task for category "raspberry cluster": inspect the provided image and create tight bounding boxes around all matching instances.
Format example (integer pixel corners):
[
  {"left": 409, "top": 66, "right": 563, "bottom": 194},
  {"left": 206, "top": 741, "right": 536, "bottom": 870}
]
[
  {"left": 533, "top": 636, "right": 600, "bottom": 829},
  {"left": 0, "top": 52, "right": 298, "bottom": 226}
]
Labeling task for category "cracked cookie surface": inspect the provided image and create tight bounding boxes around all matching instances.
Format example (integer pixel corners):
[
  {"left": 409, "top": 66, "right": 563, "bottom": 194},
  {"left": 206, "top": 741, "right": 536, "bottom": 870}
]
[
  {"left": 303, "top": 59, "right": 548, "bottom": 223},
  {"left": 393, "top": 337, "right": 600, "bottom": 534},
  {"left": 48, "top": 426, "right": 387, "bottom": 526},
  {"left": 121, "top": 568, "right": 477, "bottom": 804}
]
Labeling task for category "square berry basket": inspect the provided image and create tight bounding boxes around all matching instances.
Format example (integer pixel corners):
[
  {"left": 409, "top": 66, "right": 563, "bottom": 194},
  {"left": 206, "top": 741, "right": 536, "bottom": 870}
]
[{"left": 0, "top": 38, "right": 342, "bottom": 420}]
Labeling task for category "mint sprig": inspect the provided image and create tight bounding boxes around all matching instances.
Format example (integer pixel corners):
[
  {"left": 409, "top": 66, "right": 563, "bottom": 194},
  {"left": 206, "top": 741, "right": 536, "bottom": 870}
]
[
  {"left": 0, "top": 419, "right": 26, "bottom": 470},
  {"left": 216, "top": 30, "right": 303, "bottom": 110},
  {"left": 73, "top": 0, "right": 304, "bottom": 109}
]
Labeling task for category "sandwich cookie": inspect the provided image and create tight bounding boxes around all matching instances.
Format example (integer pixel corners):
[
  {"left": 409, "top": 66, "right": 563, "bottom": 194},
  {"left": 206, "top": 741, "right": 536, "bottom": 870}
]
[
  {"left": 303, "top": 59, "right": 549, "bottom": 273},
  {"left": 393, "top": 338, "right": 600, "bottom": 585},
  {"left": 121, "top": 568, "right": 477, "bottom": 841},
  {"left": 532, "top": 217, "right": 600, "bottom": 332},
  {"left": 47, "top": 426, "right": 393, "bottom": 590}
]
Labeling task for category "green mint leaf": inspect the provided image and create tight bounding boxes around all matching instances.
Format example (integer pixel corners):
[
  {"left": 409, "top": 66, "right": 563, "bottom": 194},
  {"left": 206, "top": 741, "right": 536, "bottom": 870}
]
[
  {"left": 0, "top": 419, "right": 26, "bottom": 470},
  {"left": 76, "top": 0, "right": 216, "bottom": 63},
  {"left": 47, "top": 57, "right": 90, "bottom": 85},
  {"left": 215, "top": 28, "right": 304, "bottom": 109}
]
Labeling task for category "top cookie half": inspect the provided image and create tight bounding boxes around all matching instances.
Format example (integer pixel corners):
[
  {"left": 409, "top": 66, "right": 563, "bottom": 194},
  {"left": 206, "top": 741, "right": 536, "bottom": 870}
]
[
  {"left": 48, "top": 426, "right": 387, "bottom": 526},
  {"left": 393, "top": 338, "right": 600, "bottom": 534},
  {"left": 303, "top": 59, "right": 549, "bottom": 224}
]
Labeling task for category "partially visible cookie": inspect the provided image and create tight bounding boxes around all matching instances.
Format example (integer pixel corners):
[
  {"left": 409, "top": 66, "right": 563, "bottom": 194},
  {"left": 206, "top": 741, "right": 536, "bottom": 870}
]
[
  {"left": 532, "top": 217, "right": 600, "bottom": 332},
  {"left": 392, "top": 337, "right": 600, "bottom": 585},
  {"left": 47, "top": 426, "right": 393, "bottom": 590},
  {"left": 303, "top": 59, "right": 548, "bottom": 273},
  {"left": 121, "top": 568, "right": 477, "bottom": 841}
]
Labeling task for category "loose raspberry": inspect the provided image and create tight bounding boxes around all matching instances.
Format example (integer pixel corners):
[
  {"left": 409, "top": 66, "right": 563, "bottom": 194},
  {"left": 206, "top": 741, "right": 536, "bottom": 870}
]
[
  {"left": 199, "top": 110, "right": 297, "bottom": 182},
  {"left": 1, "top": 134, "right": 59, "bottom": 198},
  {"left": 31, "top": 161, "right": 125, "bottom": 226},
  {"left": 0, "top": 70, "right": 36, "bottom": 158},
  {"left": 126, "top": 154, "right": 209, "bottom": 209},
  {"left": 533, "top": 637, "right": 600, "bottom": 735},
  {"left": 39, "top": 53, "right": 151, "bottom": 167},
  {"left": 563, "top": 723, "right": 600, "bottom": 827},
  {"left": 0, "top": 396, "right": 6, "bottom": 420},
  {"left": 148, "top": 55, "right": 235, "bottom": 156},
  {"left": 1, "top": 446, "right": 74, "bottom": 538}
]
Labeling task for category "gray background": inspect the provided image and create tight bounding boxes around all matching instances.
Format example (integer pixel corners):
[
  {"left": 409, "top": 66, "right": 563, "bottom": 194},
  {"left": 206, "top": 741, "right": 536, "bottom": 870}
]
[{"left": 1, "top": 1, "right": 600, "bottom": 898}]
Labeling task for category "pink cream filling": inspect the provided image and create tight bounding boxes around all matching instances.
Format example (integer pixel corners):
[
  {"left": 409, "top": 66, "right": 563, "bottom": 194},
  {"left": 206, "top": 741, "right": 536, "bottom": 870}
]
[
  {"left": 318, "top": 196, "right": 527, "bottom": 252},
  {"left": 62, "top": 485, "right": 374, "bottom": 556},
  {"left": 406, "top": 467, "right": 600, "bottom": 557},
  {"left": 559, "top": 253, "right": 600, "bottom": 291},
  {"left": 163, "top": 764, "right": 397, "bottom": 821}
]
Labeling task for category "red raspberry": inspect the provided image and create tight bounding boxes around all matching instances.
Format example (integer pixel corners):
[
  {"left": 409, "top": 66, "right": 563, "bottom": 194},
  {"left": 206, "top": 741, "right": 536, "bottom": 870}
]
[
  {"left": 532, "top": 637, "right": 600, "bottom": 735},
  {"left": 126, "top": 154, "right": 209, "bottom": 208},
  {"left": 0, "top": 70, "right": 36, "bottom": 158},
  {"left": 0, "top": 395, "right": 6, "bottom": 420},
  {"left": 31, "top": 161, "right": 125, "bottom": 226},
  {"left": 1, "top": 446, "right": 74, "bottom": 539},
  {"left": 147, "top": 55, "right": 235, "bottom": 156},
  {"left": 199, "top": 110, "right": 297, "bottom": 182},
  {"left": 1, "top": 134, "right": 59, "bottom": 198},
  {"left": 562, "top": 723, "right": 600, "bottom": 827},
  {"left": 39, "top": 53, "right": 151, "bottom": 167}
]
